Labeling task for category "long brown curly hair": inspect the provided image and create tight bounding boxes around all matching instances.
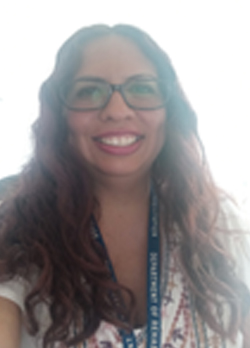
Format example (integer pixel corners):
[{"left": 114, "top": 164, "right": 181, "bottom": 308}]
[{"left": 0, "top": 24, "right": 249, "bottom": 348}]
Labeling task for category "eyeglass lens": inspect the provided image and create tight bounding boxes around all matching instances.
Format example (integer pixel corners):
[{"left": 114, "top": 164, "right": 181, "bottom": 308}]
[{"left": 62, "top": 78, "right": 166, "bottom": 110}]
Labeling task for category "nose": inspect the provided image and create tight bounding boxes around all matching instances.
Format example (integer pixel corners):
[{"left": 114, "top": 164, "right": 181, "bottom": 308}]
[{"left": 99, "top": 90, "right": 135, "bottom": 122}]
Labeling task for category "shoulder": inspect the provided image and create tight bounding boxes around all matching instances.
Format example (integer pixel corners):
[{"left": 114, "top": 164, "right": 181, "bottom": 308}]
[
  {"left": 0, "top": 275, "right": 31, "bottom": 348},
  {"left": 0, "top": 276, "right": 31, "bottom": 313},
  {"left": 0, "top": 296, "right": 22, "bottom": 348},
  {"left": 0, "top": 275, "right": 51, "bottom": 345}
]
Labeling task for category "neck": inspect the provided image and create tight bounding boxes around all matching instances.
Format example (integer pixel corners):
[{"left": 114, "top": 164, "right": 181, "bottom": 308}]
[
  {"left": 93, "top": 174, "right": 151, "bottom": 240},
  {"left": 94, "top": 174, "right": 151, "bottom": 209}
]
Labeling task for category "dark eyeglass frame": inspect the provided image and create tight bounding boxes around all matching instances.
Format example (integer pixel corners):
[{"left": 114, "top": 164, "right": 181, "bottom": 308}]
[{"left": 58, "top": 76, "right": 169, "bottom": 112}]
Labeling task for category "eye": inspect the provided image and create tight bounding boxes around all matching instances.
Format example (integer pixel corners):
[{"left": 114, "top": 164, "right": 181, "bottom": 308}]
[
  {"left": 75, "top": 85, "right": 102, "bottom": 100},
  {"left": 127, "top": 82, "right": 158, "bottom": 96}
]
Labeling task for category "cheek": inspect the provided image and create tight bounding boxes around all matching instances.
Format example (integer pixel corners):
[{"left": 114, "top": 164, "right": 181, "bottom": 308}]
[
  {"left": 66, "top": 112, "right": 93, "bottom": 138},
  {"left": 148, "top": 111, "right": 166, "bottom": 148},
  {"left": 66, "top": 110, "right": 99, "bottom": 134}
]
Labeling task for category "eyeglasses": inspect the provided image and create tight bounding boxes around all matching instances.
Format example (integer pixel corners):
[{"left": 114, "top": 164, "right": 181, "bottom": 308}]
[{"left": 59, "top": 76, "right": 168, "bottom": 111}]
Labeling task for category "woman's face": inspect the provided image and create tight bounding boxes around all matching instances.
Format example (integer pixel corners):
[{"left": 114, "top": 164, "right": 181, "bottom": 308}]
[{"left": 65, "top": 35, "right": 166, "bottom": 180}]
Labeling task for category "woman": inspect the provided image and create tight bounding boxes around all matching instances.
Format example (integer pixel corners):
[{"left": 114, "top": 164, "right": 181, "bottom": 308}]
[{"left": 0, "top": 24, "right": 249, "bottom": 348}]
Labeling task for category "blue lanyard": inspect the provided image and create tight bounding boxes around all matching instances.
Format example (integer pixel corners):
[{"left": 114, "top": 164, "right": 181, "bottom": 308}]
[{"left": 91, "top": 187, "right": 161, "bottom": 348}]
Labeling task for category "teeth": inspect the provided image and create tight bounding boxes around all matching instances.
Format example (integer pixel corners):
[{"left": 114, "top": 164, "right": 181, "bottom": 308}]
[{"left": 99, "top": 135, "right": 139, "bottom": 147}]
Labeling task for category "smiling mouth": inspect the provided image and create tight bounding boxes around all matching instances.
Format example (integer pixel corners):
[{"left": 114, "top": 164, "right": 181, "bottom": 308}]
[{"left": 94, "top": 135, "right": 143, "bottom": 147}]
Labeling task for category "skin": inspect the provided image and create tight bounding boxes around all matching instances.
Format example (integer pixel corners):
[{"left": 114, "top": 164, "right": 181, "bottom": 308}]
[
  {"left": 66, "top": 34, "right": 166, "bottom": 182},
  {"left": 0, "top": 297, "right": 21, "bottom": 348},
  {"left": 65, "top": 34, "right": 167, "bottom": 326}
]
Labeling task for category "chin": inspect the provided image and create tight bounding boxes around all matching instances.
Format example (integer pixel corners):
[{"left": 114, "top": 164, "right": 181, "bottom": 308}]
[{"left": 92, "top": 163, "right": 151, "bottom": 179}]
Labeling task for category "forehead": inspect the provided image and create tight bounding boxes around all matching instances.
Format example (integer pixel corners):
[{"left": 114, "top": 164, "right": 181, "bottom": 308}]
[{"left": 75, "top": 34, "right": 157, "bottom": 82}]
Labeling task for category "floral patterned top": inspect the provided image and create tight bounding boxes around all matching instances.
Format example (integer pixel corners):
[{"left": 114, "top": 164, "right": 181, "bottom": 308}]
[
  {"left": 80, "top": 236, "right": 246, "bottom": 348},
  {"left": 0, "top": 201, "right": 249, "bottom": 348}
]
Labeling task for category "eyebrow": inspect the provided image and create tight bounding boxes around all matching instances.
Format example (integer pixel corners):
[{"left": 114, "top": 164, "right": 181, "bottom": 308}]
[
  {"left": 128, "top": 73, "right": 158, "bottom": 79},
  {"left": 74, "top": 73, "right": 158, "bottom": 83}
]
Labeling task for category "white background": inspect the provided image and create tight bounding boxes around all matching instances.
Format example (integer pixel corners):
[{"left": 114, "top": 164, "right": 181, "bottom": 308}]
[{"left": 0, "top": 0, "right": 249, "bottom": 212}]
